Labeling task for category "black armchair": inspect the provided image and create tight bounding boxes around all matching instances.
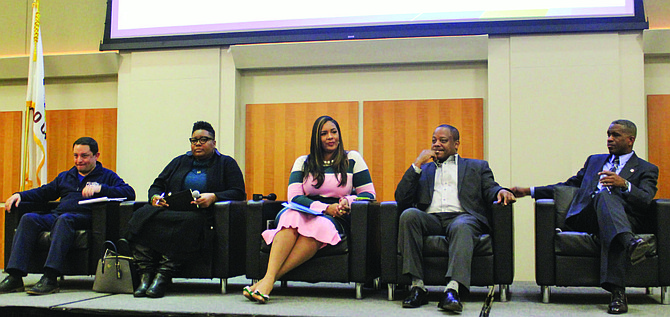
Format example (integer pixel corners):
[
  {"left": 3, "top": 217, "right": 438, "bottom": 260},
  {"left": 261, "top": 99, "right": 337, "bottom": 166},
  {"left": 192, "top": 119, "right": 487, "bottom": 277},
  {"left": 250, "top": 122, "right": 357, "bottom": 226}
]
[
  {"left": 379, "top": 201, "right": 514, "bottom": 301},
  {"left": 4, "top": 201, "right": 123, "bottom": 276},
  {"left": 245, "top": 200, "right": 380, "bottom": 299},
  {"left": 118, "top": 200, "right": 247, "bottom": 294},
  {"left": 535, "top": 185, "right": 670, "bottom": 304}
]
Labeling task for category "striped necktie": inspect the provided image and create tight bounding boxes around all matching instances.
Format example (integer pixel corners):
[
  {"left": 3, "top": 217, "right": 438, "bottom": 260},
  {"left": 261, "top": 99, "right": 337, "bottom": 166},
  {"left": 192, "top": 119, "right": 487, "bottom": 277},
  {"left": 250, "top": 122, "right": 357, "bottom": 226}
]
[{"left": 610, "top": 156, "right": 620, "bottom": 173}]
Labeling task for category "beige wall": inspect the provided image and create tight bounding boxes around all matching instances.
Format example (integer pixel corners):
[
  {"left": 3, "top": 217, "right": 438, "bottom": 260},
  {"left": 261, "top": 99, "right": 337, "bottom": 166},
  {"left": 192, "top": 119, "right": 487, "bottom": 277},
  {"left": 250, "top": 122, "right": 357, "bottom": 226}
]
[{"left": 2, "top": 1, "right": 670, "bottom": 282}]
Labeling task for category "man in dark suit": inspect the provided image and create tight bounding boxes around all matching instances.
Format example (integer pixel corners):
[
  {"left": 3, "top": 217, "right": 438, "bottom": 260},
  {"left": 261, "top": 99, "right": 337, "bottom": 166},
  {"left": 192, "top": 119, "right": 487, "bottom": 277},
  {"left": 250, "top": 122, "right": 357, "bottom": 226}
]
[
  {"left": 512, "top": 119, "right": 658, "bottom": 314},
  {"left": 396, "top": 124, "right": 515, "bottom": 312}
]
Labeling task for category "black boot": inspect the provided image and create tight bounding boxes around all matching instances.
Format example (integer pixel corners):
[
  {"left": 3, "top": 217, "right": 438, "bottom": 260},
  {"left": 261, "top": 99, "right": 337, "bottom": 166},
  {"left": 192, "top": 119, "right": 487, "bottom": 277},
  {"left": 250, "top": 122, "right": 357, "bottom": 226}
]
[
  {"left": 133, "top": 272, "right": 155, "bottom": 298},
  {"left": 146, "top": 273, "right": 170, "bottom": 298},
  {"left": 131, "top": 243, "right": 158, "bottom": 298}
]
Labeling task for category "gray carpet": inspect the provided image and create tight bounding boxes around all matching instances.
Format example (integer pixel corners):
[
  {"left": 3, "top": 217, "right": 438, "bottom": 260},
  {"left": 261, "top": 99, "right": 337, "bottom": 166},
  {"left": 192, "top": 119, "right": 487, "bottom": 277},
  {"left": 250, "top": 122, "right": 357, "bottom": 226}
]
[{"left": 0, "top": 273, "right": 668, "bottom": 316}]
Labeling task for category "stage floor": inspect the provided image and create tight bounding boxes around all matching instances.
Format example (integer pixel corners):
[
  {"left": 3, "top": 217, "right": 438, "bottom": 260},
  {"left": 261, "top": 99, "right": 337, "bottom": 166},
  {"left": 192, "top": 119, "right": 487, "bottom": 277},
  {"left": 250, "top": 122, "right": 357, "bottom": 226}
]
[{"left": 0, "top": 273, "right": 668, "bottom": 317}]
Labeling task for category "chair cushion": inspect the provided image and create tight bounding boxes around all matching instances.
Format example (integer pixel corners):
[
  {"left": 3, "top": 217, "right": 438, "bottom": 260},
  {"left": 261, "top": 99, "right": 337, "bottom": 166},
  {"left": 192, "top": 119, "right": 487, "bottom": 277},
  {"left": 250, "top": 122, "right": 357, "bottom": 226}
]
[
  {"left": 423, "top": 234, "right": 492, "bottom": 257},
  {"left": 37, "top": 230, "right": 89, "bottom": 251},
  {"left": 555, "top": 232, "right": 656, "bottom": 257},
  {"left": 554, "top": 185, "right": 578, "bottom": 230},
  {"left": 555, "top": 231, "right": 600, "bottom": 256}
]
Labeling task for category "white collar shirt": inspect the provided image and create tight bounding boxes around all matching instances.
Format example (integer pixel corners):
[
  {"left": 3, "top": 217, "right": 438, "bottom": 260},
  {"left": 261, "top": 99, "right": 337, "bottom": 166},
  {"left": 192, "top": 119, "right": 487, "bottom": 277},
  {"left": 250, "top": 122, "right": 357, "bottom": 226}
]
[{"left": 427, "top": 154, "right": 462, "bottom": 213}]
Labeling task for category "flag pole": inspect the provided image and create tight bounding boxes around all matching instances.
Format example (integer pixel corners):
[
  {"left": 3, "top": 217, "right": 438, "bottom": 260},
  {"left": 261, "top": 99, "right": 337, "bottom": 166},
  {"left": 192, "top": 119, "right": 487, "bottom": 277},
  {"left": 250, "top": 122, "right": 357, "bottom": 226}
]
[{"left": 21, "top": 0, "right": 40, "bottom": 192}]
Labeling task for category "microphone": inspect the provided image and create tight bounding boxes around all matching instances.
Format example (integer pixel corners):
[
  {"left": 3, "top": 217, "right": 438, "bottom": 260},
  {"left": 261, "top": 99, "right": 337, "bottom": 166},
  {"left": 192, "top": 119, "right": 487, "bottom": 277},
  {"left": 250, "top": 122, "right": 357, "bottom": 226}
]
[
  {"left": 479, "top": 285, "right": 495, "bottom": 317},
  {"left": 192, "top": 190, "right": 201, "bottom": 208},
  {"left": 252, "top": 193, "right": 277, "bottom": 201}
]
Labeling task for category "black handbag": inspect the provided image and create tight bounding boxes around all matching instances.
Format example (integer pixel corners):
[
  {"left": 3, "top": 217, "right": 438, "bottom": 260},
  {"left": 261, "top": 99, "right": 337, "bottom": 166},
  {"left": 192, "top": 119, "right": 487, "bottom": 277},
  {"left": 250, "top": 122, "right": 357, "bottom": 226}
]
[{"left": 92, "top": 240, "right": 139, "bottom": 294}]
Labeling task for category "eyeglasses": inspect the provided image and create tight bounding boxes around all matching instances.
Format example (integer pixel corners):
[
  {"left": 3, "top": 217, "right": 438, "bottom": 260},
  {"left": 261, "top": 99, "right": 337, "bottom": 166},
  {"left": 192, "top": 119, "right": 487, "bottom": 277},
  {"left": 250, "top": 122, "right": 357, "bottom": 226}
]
[{"left": 189, "top": 137, "right": 213, "bottom": 145}]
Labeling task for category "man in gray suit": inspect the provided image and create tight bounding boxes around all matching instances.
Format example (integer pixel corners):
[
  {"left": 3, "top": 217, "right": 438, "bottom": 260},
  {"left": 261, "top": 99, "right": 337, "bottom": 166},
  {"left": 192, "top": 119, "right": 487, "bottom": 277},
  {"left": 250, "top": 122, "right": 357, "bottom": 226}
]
[{"left": 396, "top": 124, "right": 515, "bottom": 312}]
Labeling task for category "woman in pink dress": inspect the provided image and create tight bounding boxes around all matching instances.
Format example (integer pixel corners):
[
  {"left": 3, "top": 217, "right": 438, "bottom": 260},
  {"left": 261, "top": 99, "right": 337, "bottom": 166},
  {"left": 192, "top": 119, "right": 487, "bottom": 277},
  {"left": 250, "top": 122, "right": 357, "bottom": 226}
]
[{"left": 243, "top": 115, "right": 376, "bottom": 303}]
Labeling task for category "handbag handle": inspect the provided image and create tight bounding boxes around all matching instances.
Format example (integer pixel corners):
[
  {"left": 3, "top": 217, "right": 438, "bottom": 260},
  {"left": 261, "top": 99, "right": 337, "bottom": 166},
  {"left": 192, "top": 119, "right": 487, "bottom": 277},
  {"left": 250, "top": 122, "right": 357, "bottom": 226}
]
[{"left": 100, "top": 240, "right": 122, "bottom": 278}]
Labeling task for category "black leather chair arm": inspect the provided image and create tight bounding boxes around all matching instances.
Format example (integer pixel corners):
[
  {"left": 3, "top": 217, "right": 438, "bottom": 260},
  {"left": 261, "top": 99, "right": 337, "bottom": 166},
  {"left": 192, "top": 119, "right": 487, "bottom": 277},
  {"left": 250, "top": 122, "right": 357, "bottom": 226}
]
[
  {"left": 491, "top": 202, "right": 514, "bottom": 284},
  {"left": 349, "top": 201, "right": 371, "bottom": 282},
  {"left": 89, "top": 202, "right": 123, "bottom": 272},
  {"left": 212, "top": 200, "right": 247, "bottom": 277},
  {"left": 535, "top": 199, "right": 557, "bottom": 285},
  {"left": 379, "top": 201, "right": 400, "bottom": 284},
  {"left": 654, "top": 199, "right": 670, "bottom": 284},
  {"left": 245, "top": 200, "right": 285, "bottom": 279}
]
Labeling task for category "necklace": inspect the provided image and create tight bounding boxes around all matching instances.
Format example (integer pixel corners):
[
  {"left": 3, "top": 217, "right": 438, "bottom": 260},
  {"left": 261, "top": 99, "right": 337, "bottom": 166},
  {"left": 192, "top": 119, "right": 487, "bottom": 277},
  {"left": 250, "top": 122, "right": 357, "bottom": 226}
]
[{"left": 323, "top": 160, "right": 334, "bottom": 166}]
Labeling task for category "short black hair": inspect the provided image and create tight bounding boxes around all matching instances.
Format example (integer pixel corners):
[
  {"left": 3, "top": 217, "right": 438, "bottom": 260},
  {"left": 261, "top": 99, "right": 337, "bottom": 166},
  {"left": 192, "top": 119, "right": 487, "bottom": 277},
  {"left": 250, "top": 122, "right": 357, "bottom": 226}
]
[
  {"left": 192, "top": 121, "right": 215, "bottom": 139},
  {"left": 73, "top": 137, "right": 99, "bottom": 154},
  {"left": 436, "top": 124, "right": 460, "bottom": 142},
  {"left": 611, "top": 119, "right": 637, "bottom": 138}
]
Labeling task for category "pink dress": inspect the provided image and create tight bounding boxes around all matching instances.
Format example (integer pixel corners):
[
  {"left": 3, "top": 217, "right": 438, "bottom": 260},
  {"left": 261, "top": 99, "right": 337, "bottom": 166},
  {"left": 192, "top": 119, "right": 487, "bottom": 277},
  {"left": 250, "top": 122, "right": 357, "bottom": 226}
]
[{"left": 262, "top": 151, "right": 376, "bottom": 247}]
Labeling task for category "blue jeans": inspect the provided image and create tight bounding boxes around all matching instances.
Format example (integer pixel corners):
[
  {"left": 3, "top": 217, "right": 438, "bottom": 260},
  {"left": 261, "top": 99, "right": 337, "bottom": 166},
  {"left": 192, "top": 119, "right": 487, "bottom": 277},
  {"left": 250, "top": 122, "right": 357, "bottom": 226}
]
[{"left": 6, "top": 212, "right": 92, "bottom": 275}]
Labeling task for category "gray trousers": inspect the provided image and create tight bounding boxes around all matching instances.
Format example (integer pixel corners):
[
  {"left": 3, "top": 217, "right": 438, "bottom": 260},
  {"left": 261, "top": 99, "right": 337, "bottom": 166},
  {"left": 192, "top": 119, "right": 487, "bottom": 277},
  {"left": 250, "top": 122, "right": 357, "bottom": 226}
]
[{"left": 398, "top": 208, "right": 485, "bottom": 290}]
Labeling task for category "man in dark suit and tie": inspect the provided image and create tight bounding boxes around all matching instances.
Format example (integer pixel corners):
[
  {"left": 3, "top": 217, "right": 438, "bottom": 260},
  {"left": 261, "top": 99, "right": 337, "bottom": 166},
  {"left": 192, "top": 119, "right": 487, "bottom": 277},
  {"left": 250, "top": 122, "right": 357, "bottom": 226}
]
[
  {"left": 512, "top": 119, "right": 658, "bottom": 314},
  {"left": 396, "top": 124, "right": 516, "bottom": 312}
]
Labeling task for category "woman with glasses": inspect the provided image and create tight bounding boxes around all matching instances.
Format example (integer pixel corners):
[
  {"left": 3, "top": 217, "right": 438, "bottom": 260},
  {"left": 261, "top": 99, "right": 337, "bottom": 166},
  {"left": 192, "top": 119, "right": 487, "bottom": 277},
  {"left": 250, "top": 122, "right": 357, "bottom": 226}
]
[
  {"left": 126, "top": 121, "right": 246, "bottom": 298},
  {"left": 243, "top": 115, "right": 375, "bottom": 303}
]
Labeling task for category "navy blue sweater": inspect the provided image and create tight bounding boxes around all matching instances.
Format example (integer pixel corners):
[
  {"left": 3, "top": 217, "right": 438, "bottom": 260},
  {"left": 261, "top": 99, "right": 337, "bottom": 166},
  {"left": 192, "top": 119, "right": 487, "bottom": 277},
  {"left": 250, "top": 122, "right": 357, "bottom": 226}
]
[{"left": 19, "top": 162, "right": 135, "bottom": 214}]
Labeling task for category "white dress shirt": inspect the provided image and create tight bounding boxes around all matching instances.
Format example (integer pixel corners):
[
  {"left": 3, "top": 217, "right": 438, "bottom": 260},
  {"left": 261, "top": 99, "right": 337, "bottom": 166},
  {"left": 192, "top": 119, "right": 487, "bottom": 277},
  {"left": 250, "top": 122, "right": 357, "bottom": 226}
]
[{"left": 415, "top": 154, "right": 463, "bottom": 213}]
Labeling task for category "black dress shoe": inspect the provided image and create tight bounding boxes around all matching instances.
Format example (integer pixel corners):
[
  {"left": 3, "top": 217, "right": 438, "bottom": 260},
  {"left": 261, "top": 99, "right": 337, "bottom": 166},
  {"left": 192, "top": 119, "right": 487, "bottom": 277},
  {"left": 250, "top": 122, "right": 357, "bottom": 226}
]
[
  {"left": 134, "top": 272, "right": 155, "bottom": 298},
  {"left": 627, "top": 236, "right": 654, "bottom": 266},
  {"left": 608, "top": 290, "right": 628, "bottom": 314},
  {"left": 438, "top": 289, "right": 463, "bottom": 312},
  {"left": 146, "top": 273, "right": 170, "bottom": 298},
  {"left": 0, "top": 275, "right": 24, "bottom": 294},
  {"left": 26, "top": 275, "right": 59, "bottom": 295},
  {"left": 402, "top": 286, "right": 429, "bottom": 308}
]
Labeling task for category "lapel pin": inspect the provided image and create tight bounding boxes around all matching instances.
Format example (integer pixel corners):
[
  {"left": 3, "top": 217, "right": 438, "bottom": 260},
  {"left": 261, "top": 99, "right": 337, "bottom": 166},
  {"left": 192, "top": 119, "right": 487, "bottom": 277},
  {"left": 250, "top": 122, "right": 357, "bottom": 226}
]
[{"left": 630, "top": 169, "right": 634, "bottom": 173}]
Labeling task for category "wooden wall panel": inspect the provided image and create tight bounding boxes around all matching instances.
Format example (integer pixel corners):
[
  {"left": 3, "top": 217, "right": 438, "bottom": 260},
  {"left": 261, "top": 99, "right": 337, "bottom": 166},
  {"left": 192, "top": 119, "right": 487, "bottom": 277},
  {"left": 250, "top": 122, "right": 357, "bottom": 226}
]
[
  {"left": 246, "top": 102, "right": 359, "bottom": 201},
  {"left": 0, "top": 111, "right": 23, "bottom": 268},
  {"left": 648, "top": 95, "right": 670, "bottom": 199},
  {"left": 46, "top": 108, "right": 118, "bottom": 180},
  {"left": 364, "top": 99, "right": 483, "bottom": 202},
  {"left": 0, "top": 112, "right": 23, "bottom": 203}
]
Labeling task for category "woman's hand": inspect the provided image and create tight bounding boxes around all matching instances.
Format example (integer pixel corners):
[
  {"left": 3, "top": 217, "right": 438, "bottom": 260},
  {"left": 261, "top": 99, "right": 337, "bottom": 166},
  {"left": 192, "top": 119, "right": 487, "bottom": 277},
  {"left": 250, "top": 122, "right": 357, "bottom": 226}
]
[
  {"left": 325, "top": 199, "right": 350, "bottom": 217},
  {"left": 338, "top": 197, "right": 350, "bottom": 213},
  {"left": 151, "top": 194, "right": 168, "bottom": 207},
  {"left": 194, "top": 193, "right": 217, "bottom": 209}
]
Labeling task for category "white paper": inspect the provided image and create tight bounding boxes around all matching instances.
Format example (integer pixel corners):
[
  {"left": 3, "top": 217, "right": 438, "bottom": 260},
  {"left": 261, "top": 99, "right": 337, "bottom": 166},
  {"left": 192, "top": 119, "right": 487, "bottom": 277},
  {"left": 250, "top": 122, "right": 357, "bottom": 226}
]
[{"left": 78, "top": 197, "right": 127, "bottom": 205}]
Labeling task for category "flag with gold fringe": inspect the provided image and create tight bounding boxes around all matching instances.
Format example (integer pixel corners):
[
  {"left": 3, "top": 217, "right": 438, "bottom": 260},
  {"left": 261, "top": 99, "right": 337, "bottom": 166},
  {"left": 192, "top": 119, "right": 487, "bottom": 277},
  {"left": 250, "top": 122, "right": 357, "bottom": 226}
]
[{"left": 22, "top": 0, "right": 47, "bottom": 190}]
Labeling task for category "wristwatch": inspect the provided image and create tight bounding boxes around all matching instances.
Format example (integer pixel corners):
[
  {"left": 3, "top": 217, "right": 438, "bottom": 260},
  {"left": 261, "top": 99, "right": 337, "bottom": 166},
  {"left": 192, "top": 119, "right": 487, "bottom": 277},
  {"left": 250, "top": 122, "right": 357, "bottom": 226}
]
[{"left": 623, "top": 180, "right": 630, "bottom": 192}]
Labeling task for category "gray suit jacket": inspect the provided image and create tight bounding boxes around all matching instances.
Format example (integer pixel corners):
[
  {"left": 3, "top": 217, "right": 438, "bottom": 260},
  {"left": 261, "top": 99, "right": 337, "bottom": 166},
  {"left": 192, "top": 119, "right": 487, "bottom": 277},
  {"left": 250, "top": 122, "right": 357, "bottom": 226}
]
[{"left": 395, "top": 156, "right": 505, "bottom": 231}]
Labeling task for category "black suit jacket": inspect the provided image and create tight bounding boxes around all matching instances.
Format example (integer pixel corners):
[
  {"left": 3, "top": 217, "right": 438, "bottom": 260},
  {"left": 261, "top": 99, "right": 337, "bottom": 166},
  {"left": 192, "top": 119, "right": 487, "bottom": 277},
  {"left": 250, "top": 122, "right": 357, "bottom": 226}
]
[
  {"left": 534, "top": 153, "right": 658, "bottom": 224},
  {"left": 395, "top": 156, "right": 505, "bottom": 231}
]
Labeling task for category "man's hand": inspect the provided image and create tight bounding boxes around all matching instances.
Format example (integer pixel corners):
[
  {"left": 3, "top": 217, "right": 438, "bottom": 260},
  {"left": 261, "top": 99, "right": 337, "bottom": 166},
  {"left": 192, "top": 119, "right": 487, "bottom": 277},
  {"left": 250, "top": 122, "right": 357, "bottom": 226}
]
[
  {"left": 82, "top": 183, "right": 102, "bottom": 198},
  {"left": 510, "top": 186, "right": 531, "bottom": 198},
  {"left": 414, "top": 149, "right": 437, "bottom": 167},
  {"left": 598, "top": 171, "right": 626, "bottom": 188},
  {"left": 496, "top": 189, "right": 517, "bottom": 206},
  {"left": 4, "top": 193, "right": 21, "bottom": 213},
  {"left": 193, "top": 193, "right": 217, "bottom": 209}
]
